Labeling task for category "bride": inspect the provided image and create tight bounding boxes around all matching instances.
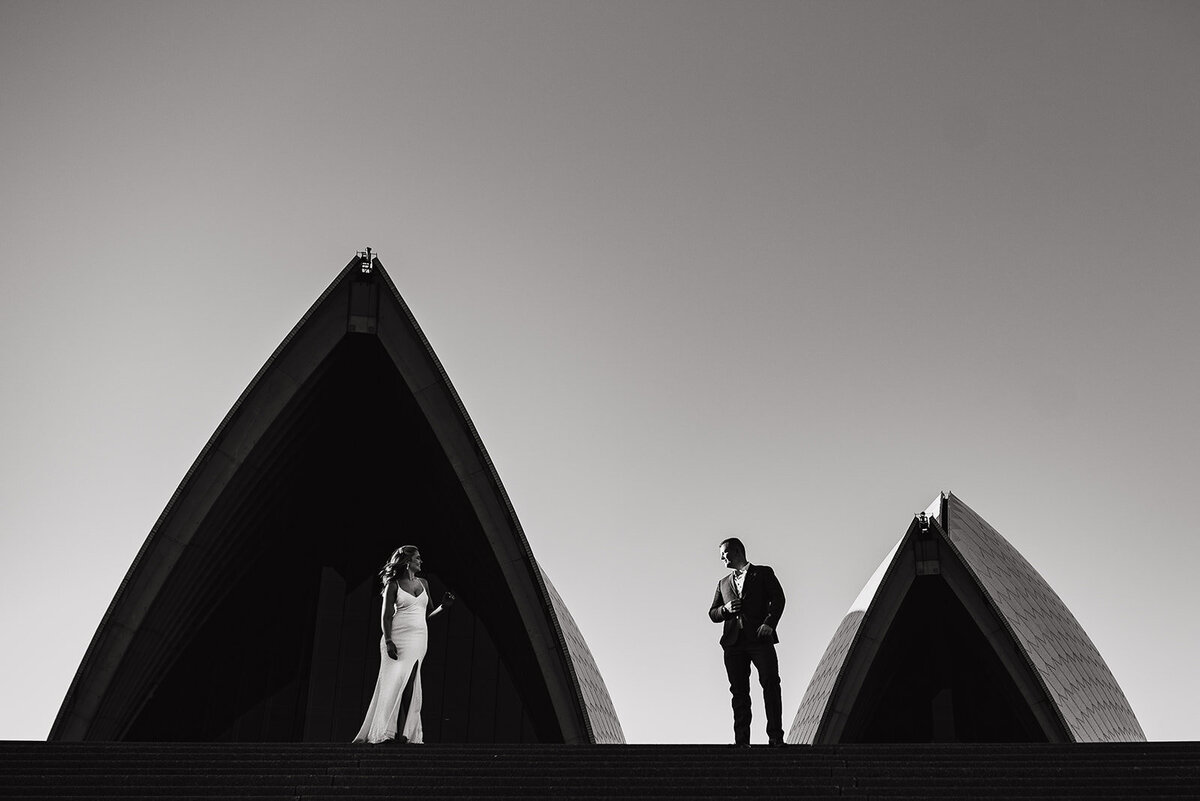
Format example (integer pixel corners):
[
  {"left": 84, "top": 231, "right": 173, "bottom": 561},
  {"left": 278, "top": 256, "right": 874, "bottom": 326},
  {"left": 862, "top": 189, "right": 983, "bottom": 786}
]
[{"left": 353, "top": 545, "right": 454, "bottom": 744}]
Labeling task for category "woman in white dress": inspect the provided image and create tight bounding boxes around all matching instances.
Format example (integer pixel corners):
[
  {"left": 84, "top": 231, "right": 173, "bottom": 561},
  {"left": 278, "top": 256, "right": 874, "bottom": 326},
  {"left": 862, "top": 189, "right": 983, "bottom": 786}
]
[{"left": 353, "top": 546, "right": 454, "bottom": 744}]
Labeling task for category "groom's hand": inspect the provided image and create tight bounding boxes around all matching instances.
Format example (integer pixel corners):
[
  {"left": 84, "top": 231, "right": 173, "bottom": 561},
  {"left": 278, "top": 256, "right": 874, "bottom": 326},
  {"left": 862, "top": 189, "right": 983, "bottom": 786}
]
[
  {"left": 756, "top": 624, "right": 774, "bottom": 639},
  {"left": 726, "top": 599, "right": 742, "bottom": 615}
]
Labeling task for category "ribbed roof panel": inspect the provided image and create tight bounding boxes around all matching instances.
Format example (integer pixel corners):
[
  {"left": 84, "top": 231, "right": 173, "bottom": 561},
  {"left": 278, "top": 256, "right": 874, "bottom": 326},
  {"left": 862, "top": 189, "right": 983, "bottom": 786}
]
[
  {"left": 788, "top": 493, "right": 1145, "bottom": 743},
  {"left": 943, "top": 494, "right": 1145, "bottom": 742},
  {"left": 541, "top": 571, "right": 625, "bottom": 744}
]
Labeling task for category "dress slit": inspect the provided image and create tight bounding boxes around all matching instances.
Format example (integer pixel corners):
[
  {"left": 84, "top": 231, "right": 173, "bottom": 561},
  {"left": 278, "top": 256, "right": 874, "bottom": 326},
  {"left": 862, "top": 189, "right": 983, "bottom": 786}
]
[{"left": 398, "top": 659, "right": 420, "bottom": 734}]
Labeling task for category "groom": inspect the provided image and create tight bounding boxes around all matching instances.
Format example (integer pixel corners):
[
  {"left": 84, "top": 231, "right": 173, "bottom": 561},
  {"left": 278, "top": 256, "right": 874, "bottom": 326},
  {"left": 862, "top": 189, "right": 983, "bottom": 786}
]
[{"left": 709, "top": 537, "right": 786, "bottom": 746}]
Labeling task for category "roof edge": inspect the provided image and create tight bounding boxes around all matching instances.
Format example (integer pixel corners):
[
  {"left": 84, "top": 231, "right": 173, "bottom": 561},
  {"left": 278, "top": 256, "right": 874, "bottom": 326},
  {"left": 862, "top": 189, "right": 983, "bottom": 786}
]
[
  {"left": 373, "top": 266, "right": 597, "bottom": 743},
  {"left": 51, "top": 257, "right": 361, "bottom": 740}
]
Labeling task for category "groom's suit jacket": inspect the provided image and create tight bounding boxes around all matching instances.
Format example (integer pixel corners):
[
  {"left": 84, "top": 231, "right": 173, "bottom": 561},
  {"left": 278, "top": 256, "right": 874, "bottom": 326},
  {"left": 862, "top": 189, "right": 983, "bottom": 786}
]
[{"left": 709, "top": 564, "right": 786, "bottom": 648}]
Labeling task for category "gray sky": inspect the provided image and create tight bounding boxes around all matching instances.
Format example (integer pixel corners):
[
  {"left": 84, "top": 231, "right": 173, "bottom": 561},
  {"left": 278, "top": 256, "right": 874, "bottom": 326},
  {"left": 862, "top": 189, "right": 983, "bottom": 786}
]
[{"left": 2, "top": 1, "right": 1197, "bottom": 743}]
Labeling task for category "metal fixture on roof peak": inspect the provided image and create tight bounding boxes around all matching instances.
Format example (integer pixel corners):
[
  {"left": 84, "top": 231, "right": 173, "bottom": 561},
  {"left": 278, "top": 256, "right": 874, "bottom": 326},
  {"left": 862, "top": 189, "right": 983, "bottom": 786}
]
[{"left": 357, "top": 247, "right": 375, "bottom": 275}]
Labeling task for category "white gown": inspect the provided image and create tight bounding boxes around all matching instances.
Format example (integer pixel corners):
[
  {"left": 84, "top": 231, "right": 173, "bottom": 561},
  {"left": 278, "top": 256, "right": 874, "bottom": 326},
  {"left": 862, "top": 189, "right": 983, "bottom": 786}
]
[{"left": 353, "top": 586, "right": 429, "bottom": 744}]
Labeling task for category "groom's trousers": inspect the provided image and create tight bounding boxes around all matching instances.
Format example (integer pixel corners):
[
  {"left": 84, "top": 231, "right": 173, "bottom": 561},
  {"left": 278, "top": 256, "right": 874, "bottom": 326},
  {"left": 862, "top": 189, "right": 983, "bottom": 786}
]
[{"left": 723, "top": 633, "right": 783, "bottom": 744}]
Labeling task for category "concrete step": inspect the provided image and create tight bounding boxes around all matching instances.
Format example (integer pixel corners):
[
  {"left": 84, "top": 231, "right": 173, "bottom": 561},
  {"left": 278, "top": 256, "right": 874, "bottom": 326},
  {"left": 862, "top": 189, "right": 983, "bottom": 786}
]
[{"left": 2, "top": 741, "right": 1198, "bottom": 799}]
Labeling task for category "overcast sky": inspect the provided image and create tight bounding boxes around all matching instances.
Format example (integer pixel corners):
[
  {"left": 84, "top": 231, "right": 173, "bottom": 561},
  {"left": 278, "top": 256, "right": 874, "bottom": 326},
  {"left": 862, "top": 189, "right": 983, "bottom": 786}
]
[{"left": 2, "top": 1, "right": 1198, "bottom": 744}]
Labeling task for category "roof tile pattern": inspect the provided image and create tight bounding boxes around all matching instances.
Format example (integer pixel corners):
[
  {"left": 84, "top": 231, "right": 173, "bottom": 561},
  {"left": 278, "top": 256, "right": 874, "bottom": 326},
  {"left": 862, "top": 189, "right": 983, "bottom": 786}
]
[
  {"left": 943, "top": 494, "right": 1145, "bottom": 742},
  {"left": 541, "top": 572, "right": 625, "bottom": 744},
  {"left": 787, "top": 610, "right": 865, "bottom": 743},
  {"left": 787, "top": 493, "right": 1145, "bottom": 744}
]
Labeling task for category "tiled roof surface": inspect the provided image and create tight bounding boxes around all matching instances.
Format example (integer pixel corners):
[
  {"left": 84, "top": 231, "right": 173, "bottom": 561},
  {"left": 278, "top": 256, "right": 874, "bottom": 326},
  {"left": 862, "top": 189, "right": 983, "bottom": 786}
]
[
  {"left": 943, "top": 494, "right": 1145, "bottom": 742},
  {"left": 541, "top": 571, "right": 626, "bottom": 744},
  {"left": 787, "top": 493, "right": 1145, "bottom": 744},
  {"left": 787, "top": 610, "right": 865, "bottom": 743}
]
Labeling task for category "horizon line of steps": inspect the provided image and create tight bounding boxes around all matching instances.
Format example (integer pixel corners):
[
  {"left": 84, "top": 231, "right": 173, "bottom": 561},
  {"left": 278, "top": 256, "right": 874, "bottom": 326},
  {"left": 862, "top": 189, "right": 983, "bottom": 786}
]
[{"left": 2, "top": 741, "right": 1198, "bottom": 799}]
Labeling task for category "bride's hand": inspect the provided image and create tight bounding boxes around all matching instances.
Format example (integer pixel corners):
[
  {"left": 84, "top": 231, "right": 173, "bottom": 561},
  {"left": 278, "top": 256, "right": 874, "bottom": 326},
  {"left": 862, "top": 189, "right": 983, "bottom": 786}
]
[{"left": 442, "top": 592, "right": 456, "bottom": 608}]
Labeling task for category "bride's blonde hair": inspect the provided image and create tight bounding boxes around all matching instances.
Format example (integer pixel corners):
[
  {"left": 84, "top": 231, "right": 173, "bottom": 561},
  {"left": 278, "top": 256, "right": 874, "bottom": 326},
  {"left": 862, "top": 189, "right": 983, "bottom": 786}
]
[{"left": 379, "top": 545, "right": 419, "bottom": 594}]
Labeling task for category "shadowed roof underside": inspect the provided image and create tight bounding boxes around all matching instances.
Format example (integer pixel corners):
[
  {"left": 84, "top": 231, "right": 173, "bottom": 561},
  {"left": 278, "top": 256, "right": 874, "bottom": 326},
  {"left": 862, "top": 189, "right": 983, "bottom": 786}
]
[
  {"left": 789, "top": 493, "right": 1143, "bottom": 744},
  {"left": 52, "top": 255, "right": 623, "bottom": 744}
]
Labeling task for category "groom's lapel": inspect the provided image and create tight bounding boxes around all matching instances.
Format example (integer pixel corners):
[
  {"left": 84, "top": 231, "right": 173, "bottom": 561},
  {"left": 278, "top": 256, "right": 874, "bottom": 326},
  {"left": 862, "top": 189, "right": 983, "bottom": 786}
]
[{"left": 742, "top": 566, "right": 758, "bottom": 598}]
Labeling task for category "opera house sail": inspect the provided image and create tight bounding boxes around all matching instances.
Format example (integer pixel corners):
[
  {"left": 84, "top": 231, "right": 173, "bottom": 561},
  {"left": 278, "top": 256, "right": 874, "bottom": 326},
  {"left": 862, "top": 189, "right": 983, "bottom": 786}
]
[
  {"left": 51, "top": 253, "right": 623, "bottom": 744},
  {"left": 789, "top": 493, "right": 1144, "bottom": 745}
]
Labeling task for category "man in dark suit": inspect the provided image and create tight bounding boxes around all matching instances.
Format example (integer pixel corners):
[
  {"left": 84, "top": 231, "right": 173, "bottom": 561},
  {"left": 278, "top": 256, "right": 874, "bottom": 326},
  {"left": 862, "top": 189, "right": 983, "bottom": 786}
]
[{"left": 709, "top": 537, "right": 786, "bottom": 746}]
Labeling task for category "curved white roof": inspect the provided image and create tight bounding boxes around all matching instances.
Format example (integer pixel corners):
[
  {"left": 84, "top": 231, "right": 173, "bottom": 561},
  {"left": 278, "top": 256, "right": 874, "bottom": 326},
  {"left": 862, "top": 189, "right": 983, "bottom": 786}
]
[{"left": 789, "top": 493, "right": 1144, "bottom": 744}]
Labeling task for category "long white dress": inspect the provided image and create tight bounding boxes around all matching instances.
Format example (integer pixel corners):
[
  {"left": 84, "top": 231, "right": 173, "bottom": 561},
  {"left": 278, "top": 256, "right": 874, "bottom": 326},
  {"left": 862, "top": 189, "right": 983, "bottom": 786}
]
[{"left": 353, "top": 586, "right": 429, "bottom": 744}]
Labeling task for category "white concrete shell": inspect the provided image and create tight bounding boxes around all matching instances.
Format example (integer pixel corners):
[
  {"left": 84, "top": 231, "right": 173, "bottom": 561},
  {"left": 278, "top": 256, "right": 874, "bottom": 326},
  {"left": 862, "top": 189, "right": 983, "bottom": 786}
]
[{"left": 789, "top": 493, "right": 1144, "bottom": 744}]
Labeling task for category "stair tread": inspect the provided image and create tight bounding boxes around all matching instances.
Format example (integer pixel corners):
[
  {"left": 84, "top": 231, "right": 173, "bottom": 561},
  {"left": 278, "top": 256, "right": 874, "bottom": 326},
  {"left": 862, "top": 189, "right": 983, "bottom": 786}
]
[{"left": 2, "top": 742, "right": 1197, "bottom": 800}]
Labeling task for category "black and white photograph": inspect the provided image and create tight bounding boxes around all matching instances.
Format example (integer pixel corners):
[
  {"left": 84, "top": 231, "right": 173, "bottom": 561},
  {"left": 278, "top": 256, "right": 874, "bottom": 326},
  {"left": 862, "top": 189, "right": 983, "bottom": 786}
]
[{"left": 2, "top": 1, "right": 1198, "bottom": 796}]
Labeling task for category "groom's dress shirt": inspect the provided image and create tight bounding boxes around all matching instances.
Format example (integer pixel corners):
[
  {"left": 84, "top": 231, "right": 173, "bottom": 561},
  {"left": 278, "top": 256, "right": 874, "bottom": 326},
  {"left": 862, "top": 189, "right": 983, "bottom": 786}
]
[{"left": 731, "top": 564, "right": 749, "bottom": 626}]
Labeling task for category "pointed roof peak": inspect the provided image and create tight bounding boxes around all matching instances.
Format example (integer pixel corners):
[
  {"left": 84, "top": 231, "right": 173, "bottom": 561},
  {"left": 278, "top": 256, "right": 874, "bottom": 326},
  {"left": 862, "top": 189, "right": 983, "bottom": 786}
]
[
  {"left": 53, "top": 252, "right": 623, "bottom": 743},
  {"left": 790, "top": 492, "right": 1143, "bottom": 744}
]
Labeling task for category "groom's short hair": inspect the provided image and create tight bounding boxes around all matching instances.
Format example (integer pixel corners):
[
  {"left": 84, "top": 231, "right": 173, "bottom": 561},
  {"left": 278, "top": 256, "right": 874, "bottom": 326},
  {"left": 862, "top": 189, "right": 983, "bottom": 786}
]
[{"left": 720, "top": 537, "right": 746, "bottom": 557}]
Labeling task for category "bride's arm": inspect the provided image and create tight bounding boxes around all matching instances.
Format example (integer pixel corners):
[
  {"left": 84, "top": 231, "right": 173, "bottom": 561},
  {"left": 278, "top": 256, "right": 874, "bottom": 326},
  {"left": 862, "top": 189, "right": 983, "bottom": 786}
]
[
  {"left": 427, "top": 580, "right": 455, "bottom": 619},
  {"left": 382, "top": 581, "right": 398, "bottom": 659}
]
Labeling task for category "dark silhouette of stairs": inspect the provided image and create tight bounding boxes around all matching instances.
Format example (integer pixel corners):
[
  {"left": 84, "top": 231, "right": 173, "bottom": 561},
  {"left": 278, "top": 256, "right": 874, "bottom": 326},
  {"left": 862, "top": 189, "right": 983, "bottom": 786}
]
[{"left": 3, "top": 741, "right": 1198, "bottom": 799}]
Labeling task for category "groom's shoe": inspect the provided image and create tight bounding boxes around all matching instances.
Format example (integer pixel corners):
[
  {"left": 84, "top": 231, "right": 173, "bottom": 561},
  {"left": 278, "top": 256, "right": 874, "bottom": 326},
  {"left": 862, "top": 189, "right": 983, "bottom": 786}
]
[{"left": 768, "top": 738, "right": 787, "bottom": 747}]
